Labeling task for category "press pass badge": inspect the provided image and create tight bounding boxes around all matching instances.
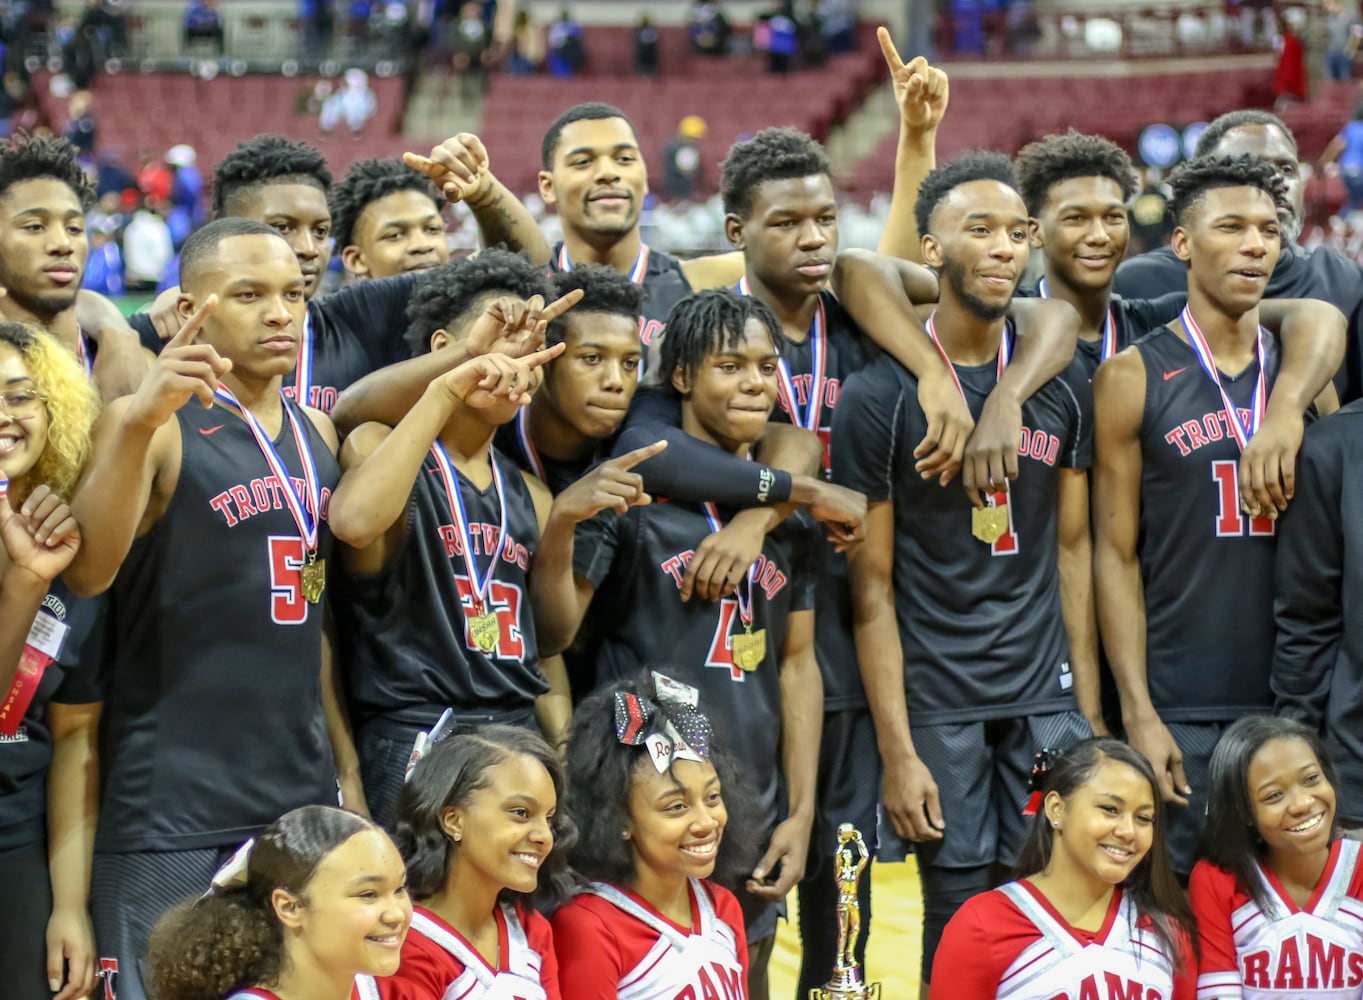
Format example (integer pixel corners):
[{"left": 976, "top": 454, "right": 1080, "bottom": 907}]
[{"left": 0, "top": 610, "right": 70, "bottom": 737}]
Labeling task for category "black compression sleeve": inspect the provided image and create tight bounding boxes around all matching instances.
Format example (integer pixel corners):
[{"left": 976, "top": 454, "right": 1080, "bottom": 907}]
[{"left": 614, "top": 388, "right": 792, "bottom": 505}]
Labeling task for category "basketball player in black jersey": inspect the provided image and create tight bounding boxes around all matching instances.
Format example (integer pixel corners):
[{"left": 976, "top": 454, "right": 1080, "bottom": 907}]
[
  {"left": 57, "top": 218, "right": 350, "bottom": 1000},
  {"left": 329, "top": 157, "right": 450, "bottom": 281},
  {"left": 535, "top": 290, "right": 823, "bottom": 1000},
  {"left": 1116, "top": 109, "right": 1363, "bottom": 408},
  {"left": 327, "top": 251, "right": 650, "bottom": 826},
  {"left": 834, "top": 152, "right": 1096, "bottom": 997},
  {"left": 1015, "top": 131, "right": 1344, "bottom": 518},
  {"left": 0, "top": 134, "right": 148, "bottom": 397},
  {"left": 1094, "top": 156, "right": 1338, "bottom": 875},
  {"left": 485, "top": 265, "right": 643, "bottom": 494}
]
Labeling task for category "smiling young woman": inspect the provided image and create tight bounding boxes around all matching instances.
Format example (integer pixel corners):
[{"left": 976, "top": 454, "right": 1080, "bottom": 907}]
[
  {"left": 930, "top": 738, "right": 1197, "bottom": 999},
  {"left": 552, "top": 671, "right": 762, "bottom": 1000},
  {"left": 383, "top": 725, "right": 575, "bottom": 1000},
  {"left": 1190, "top": 716, "right": 1363, "bottom": 999}
]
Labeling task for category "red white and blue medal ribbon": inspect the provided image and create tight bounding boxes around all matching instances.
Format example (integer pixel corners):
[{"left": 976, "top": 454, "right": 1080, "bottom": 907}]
[
  {"left": 430, "top": 441, "right": 508, "bottom": 614},
  {"left": 1179, "top": 306, "right": 1265, "bottom": 452},
  {"left": 1037, "top": 277, "right": 1116, "bottom": 362},
  {"left": 924, "top": 311, "right": 1012, "bottom": 400},
  {"left": 558, "top": 242, "right": 650, "bottom": 284},
  {"left": 75, "top": 328, "right": 94, "bottom": 376},
  {"left": 701, "top": 501, "right": 756, "bottom": 627},
  {"left": 212, "top": 387, "right": 322, "bottom": 556},
  {"left": 513, "top": 408, "right": 547, "bottom": 482},
  {"left": 735, "top": 276, "right": 827, "bottom": 430},
  {"left": 292, "top": 314, "right": 315, "bottom": 409}
]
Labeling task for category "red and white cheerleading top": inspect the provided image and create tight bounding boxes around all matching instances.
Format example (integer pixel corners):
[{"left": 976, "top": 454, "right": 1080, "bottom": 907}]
[
  {"left": 931, "top": 880, "right": 1196, "bottom": 1000},
  {"left": 551, "top": 878, "right": 749, "bottom": 1000},
  {"left": 376, "top": 901, "right": 560, "bottom": 1000},
  {"left": 1190, "top": 838, "right": 1363, "bottom": 999},
  {"left": 227, "top": 978, "right": 381, "bottom": 1000}
]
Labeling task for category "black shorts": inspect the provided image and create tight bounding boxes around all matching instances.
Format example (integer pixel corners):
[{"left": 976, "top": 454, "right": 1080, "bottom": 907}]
[
  {"left": 809, "top": 708, "right": 880, "bottom": 859},
  {"left": 0, "top": 839, "right": 55, "bottom": 1000},
  {"left": 1163, "top": 720, "right": 1227, "bottom": 874},
  {"left": 358, "top": 708, "right": 537, "bottom": 831},
  {"left": 880, "top": 711, "right": 1092, "bottom": 870},
  {"left": 90, "top": 846, "right": 235, "bottom": 1000}
]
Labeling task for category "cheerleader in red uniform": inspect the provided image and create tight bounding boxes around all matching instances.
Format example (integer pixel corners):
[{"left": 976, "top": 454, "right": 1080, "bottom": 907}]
[
  {"left": 931, "top": 738, "right": 1197, "bottom": 999},
  {"left": 552, "top": 672, "right": 762, "bottom": 1000}
]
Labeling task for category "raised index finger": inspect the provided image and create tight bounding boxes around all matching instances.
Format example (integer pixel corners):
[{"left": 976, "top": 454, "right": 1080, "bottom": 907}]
[
  {"left": 517, "top": 341, "right": 568, "bottom": 371},
  {"left": 167, "top": 294, "right": 217, "bottom": 350},
  {"left": 539, "top": 288, "right": 584, "bottom": 325},
  {"left": 401, "top": 151, "right": 439, "bottom": 177},
  {"left": 876, "top": 25, "right": 905, "bottom": 73},
  {"left": 609, "top": 439, "right": 668, "bottom": 470}
]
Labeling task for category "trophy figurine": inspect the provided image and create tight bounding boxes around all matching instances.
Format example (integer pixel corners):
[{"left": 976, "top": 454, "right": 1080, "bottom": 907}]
[{"left": 810, "top": 824, "right": 882, "bottom": 1000}]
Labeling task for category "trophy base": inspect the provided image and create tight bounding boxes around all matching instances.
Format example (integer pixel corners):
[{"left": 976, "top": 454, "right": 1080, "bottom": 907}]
[{"left": 809, "top": 978, "right": 881, "bottom": 1000}]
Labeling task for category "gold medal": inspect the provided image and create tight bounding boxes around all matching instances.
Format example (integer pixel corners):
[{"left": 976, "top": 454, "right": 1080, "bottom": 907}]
[
  {"left": 469, "top": 609, "right": 500, "bottom": 653},
  {"left": 971, "top": 502, "right": 1009, "bottom": 545},
  {"left": 300, "top": 553, "right": 326, "bottom": 604},
  {"left": 731, "top": 627, "right": 767, "bottom": 672}
]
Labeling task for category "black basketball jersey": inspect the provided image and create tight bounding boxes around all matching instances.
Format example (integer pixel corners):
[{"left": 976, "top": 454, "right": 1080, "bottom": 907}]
[
  {"left": 1133, "top": 325, "right": 1281, "bottom": 720},
  {"left": 493, "top": 410, "right": 597, "bottom": 495},
  {"left": 340, "top": 445, "right": 545, "bottom": 727},
  {"left": 132, "top": 274, "right": 418, "bottom": 414},
  {"left": 574, "top": 502, "right": 818, "bottom": 825},
  {"left": 764, "top": 290, "right": 872, "bottom": 711},
  {"left": 832, "top": 342, "right": 1092, "bottom": 726},
  {"left": 0, "top": 580, "right": 105, "bottom": 850},
  {"left": 98, "top": 399, "right": 340, "bottom": 852},
  {"left": 550, "top": 242, "right": 692, "bottom": 387},
  {"left": 1021, "top": 282, "right": 1186, "bottom": 380}
]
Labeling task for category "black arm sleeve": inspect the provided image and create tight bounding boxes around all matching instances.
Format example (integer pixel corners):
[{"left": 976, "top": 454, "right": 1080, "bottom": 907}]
[
  {"left": 613, "top": 388, "right": 793, "bottom": 505},
  {"left": 1272, "top": 421, "right": 1345, "bottom": 727}
]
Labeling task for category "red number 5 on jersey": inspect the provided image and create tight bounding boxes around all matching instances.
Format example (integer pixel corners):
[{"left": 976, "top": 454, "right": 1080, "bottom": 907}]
[{"left": 268, "top": 535, "right": 310, "bottom": 625}]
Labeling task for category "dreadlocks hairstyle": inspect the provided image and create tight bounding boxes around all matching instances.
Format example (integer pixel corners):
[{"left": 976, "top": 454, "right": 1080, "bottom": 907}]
[
  {"left": 659, "top": 289, "right": 784, "bottom": 397},
  {"left": 1015, "top": 738, "right": 1197, "bottom": 973},
  {"left": 1197, "top": 716, "right": 1339, "bottom": 915},
  {"left": 145, "top": 806, "right": 387, "bottom": 1000},
  {"left": 1015, "top": 131, "right": 1139, "bottom": 217},
  {"left": 719, "top": 126, "right": 832, "bottom": 218},
  {"left": 914, "top": 150, "right": 1020, "bottom": 239},
  {"left": 0, "top": 133, "right": 96, "bottom": 210},
  {"left": 395, "top": 724, "right": 578, "bottom": 909},
  {"left": 404, "top": 249, "right": 550, "bottom": 356},
  {"left": 563, "top": 670, "right": 761, "bottom": 893},
  {"left": 0, "top": 322, "right": 98, "bottom": 505},
  {"left": 1194, "top": 109, "right": 1297, "bottom": 159},
  {"left": 329, "top": 157, "right": 443, "bottom": 251},
  {"left": 1167, "top": 153, "right": 1287, "bottom": 227},
  {"left": 541, "top": 102, "right": 639, "bottom": 169},
  {"left": 546, "top": 264, "right": 644, "bottom": 347},
  {"left": 212, "top": 135, "right": 333, "bottom": 218}
]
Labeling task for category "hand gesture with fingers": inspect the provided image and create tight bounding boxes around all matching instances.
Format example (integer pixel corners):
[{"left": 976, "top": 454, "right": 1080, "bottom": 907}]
[
  {"left": 436, "top": 343, "right": 566, "bottom": 410},
  {"left": 1238, "top": 409, "right": 1301, "bottom": 519},
  {"left": 466, "top": 289, "right": 585, "bottom": 359},
  {"left": 404, "top": 132, "right": 492, "bottom": 204},
  {"left": 548, "top": 441, "right": 668, "bottom": 526},
  {"left": 681, "top": 514, "right": 767, "bottom": 603},
  {"left": 878, "top": 27, "right": 949, "bottom": 133},
  {"left": 962, "top": 391, "right": 1024, "bottom": 508},
  {"left": 0, "top": 484, "right": 81, "bottom": 586},
  {"left": 125, "top": 296, "right": 231, "bottom": 431},
  {"left": 914, "top": 369, "right": 973, "bottom": 486}
]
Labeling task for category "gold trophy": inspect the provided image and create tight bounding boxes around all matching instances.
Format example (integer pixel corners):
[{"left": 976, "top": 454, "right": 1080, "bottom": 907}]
[{"left": 810, "top": 824, "right": 881, "bottom": 1000}]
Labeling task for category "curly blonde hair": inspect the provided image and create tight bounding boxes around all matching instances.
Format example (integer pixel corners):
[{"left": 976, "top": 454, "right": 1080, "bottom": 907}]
[{"left": 0, "top": 323, "right": 99, "bottom": 505}]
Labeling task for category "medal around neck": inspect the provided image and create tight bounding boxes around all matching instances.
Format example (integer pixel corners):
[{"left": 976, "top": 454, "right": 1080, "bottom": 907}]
[{"left": 812, "top": 824, "right": 880, "bottom": 1000}]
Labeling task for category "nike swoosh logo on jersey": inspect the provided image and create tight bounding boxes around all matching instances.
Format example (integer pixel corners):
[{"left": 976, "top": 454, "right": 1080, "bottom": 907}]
[
  {"left": 199, "top": 424, "right": 225, "bottom": 436},
  {"left": 1163, "top": 367, "right": 1188, "bottom": 381}
]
